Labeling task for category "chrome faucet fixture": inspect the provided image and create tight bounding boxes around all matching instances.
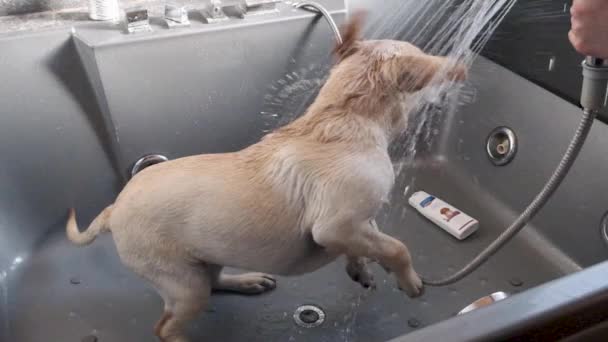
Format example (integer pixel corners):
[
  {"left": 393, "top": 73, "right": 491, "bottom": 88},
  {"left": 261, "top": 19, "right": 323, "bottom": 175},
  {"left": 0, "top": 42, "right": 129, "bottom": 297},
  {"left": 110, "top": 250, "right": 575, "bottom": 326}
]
[
  {"left": 200, "top": 0, "right": 229, "bottom": 23},
  {"left": 164, "top": 4, "right": 190, "bottom": 28},
  {"left": 125, "top": 7, "right": 153, "bottom": 33}
]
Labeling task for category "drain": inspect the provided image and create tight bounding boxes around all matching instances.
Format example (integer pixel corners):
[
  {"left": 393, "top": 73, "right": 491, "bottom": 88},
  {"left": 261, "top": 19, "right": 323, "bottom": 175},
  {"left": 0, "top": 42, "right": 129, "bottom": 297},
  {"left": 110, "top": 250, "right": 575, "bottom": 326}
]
[
  {"left": 131, "top": 154, "right": 169, "bottom": 177},
  {"left": 293, "top": 305, "right": 325, "bottom": 328},
  {"left": 486, "top": 127, "right": 517, "bottom": 166}
]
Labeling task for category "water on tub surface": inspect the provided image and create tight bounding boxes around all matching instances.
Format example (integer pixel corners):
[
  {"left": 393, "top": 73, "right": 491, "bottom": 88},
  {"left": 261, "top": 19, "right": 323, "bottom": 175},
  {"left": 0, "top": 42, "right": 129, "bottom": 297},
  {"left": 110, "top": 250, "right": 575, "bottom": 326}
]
[{"left": 4, "top": 163, "right": 572, "bottom": 342}]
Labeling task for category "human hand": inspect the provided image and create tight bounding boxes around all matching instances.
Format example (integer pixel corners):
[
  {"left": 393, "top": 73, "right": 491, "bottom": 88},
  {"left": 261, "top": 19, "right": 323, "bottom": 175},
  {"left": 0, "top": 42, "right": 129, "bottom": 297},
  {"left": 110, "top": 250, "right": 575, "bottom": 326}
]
[{"left": 569, "top": 0, "right": 608, "bottom": 58}]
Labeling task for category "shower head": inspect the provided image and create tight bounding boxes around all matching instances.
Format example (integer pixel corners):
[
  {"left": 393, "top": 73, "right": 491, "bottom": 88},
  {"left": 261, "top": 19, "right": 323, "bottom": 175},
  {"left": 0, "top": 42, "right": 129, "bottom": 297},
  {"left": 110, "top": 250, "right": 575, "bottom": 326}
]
[{"left": 581, "top": 56, "right": 608, "bottom": 113}]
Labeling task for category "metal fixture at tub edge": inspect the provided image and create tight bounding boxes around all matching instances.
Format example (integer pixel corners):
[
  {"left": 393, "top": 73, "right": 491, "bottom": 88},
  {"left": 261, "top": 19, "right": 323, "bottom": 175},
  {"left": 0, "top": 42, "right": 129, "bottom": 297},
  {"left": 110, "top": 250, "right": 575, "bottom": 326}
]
[
  {"left": 204, "top": 0, "right": 280, "bottom": 21},
  {"left": 486, "top": 126, "right": 517, "bottom": 166},
  {"left": 294, "top": 1, "right": 342, "bottom": 45},
  {"left": 131, "top": 154, "right": 169, "bottom": 177},
  {"left": 293, "top": 305, "right": 325, "bottom": 328},
  {"left": 164, "top": 4, "right": 190, "bottom": 28},
  {"left": 125, "top": 7, "right": 152, "bottom": 33},
  {"left": 241, "top": 0, "right": 281, "bottom": 16},
  {"left": 457, "top": 291, "right": 509, "bottom": 315},
  {"left": 200, "top": 0, "right": 229, "bottom": 23}
]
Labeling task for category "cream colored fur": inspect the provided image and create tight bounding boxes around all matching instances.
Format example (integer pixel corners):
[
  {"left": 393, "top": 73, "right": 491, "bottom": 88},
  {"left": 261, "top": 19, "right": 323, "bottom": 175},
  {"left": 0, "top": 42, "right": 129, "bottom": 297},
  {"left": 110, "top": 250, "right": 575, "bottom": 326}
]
[{"left": 66, "top": 13, "right": 466, "bottom": 342}]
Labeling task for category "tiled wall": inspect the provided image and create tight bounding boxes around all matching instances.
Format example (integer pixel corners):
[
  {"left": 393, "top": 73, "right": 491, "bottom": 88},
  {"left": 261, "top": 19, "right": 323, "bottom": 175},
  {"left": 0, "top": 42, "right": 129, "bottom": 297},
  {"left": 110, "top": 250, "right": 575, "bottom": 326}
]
[{"left": 0, "top": 0, "right": 84, "bottom": 16}]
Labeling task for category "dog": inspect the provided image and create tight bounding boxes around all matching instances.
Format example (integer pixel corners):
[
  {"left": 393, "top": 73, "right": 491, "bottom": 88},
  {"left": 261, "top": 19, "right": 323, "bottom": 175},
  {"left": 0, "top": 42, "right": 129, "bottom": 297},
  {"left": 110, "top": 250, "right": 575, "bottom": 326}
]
[{"left": 66, "top": 13, "right": 466, "bottom": 342}]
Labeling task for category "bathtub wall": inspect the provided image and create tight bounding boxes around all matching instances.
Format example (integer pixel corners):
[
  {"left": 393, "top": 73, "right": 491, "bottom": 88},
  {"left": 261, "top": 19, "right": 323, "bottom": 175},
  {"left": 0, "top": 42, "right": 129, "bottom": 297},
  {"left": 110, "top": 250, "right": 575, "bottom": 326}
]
[{"left": 0, "top": 0, "right": 345, "bottom": 271}]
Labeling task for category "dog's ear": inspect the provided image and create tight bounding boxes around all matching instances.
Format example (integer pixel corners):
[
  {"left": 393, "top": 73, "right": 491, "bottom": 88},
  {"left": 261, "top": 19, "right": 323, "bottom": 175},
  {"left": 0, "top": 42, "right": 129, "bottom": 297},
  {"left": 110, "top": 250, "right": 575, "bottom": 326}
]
[
  {"left": 334, "top": 11, "right": 366, "bottom": 61},
  {"left": 386, "top": 55, "right": 467, "bottom": 92}
]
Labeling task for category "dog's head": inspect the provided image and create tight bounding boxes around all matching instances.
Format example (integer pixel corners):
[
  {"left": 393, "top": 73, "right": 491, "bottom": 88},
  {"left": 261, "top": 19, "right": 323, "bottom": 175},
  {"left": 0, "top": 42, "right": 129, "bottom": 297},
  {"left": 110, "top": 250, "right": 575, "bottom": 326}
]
[{"left": 323, "top": 12, "right": 467, "bottom": 136}]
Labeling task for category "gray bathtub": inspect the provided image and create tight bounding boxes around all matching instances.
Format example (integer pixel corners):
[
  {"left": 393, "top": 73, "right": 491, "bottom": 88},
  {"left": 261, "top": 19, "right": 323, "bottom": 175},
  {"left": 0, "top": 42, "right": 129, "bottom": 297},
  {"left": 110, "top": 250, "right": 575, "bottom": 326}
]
[{"left": 2, "top": 1, "right": 608, "bottom": 341}]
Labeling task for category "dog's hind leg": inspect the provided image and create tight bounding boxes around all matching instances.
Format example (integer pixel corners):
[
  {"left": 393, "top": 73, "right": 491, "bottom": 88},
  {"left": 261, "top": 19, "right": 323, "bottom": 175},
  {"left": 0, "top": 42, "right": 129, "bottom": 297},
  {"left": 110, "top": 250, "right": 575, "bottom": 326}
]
[
  {"left": 209, "top": 265, "right": 277, "bottom": 294},
  {"left": 346, "top": 256, "right": 376, "bottom": 289},
  {"left": 150, "top": 264, "right": 211, "bottom": 342}
]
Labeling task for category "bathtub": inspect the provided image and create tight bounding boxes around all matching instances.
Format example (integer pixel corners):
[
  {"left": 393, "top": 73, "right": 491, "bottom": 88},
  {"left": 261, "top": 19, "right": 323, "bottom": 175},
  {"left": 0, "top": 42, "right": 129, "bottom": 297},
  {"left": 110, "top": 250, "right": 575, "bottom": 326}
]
[{"left": 1, "top": 1, "right": 608, "bottom": 341}]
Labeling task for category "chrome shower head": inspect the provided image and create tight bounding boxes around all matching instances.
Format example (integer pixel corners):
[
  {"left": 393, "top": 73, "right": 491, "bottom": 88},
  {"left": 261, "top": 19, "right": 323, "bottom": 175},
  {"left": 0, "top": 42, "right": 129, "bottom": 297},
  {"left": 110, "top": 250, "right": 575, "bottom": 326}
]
[{"left": 581, "top": 57, "right": 608, "bottom": 113}]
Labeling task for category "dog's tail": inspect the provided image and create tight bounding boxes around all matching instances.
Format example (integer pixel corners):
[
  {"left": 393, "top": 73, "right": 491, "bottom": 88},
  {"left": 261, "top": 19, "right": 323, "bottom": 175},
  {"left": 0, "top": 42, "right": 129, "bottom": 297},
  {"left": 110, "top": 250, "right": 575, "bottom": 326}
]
[{"left": 66, "top": 206, "right": 112, "bottom": 246}]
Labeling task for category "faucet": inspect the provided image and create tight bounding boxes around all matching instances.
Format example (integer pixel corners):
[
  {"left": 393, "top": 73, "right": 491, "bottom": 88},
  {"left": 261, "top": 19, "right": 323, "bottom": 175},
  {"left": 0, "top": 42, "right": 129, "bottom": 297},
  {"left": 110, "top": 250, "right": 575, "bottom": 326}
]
[
  {"left": 125, "top": 7, "right": 152, "bottom": 33},
  {"left": 164, "top": 3, "right": 191, "bottom": 28},
  {"left": 200, "top": 0, "right": 229, "bottom": 23},
  {"left": 200, "top": 0, "right": 281, "bottom": 22}
]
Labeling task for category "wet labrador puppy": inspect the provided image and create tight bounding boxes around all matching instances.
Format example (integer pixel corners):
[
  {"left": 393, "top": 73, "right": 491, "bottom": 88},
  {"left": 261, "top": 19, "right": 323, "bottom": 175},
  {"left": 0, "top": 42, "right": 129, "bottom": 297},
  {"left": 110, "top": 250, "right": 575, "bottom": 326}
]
[{"left": 66, "top": 13, "right": 466, "bottom": 342}]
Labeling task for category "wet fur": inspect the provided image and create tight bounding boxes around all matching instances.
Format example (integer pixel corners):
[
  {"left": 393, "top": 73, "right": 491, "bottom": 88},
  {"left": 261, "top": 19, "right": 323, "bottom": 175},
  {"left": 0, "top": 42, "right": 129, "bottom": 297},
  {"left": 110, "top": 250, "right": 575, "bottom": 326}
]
[{"left": 66, "top": 13, "right": 466, "bottom": 342}]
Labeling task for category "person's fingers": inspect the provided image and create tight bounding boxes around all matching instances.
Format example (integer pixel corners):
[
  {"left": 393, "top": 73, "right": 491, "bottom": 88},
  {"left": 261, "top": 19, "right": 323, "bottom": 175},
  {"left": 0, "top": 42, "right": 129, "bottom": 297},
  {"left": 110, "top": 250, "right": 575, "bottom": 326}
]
[
  {"left": 569, "top": 0, "right": 608, "bottom": 58},
  {"left": 569, "top": 29, "right": 590, "bottom": 56}
]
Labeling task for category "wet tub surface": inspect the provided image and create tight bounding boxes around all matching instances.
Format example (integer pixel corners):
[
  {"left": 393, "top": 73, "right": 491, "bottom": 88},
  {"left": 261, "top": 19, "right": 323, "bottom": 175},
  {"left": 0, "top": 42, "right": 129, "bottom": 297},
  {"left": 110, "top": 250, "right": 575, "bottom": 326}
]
[{"left": 5, "top": 166, "right": 567, "bottom": 342}]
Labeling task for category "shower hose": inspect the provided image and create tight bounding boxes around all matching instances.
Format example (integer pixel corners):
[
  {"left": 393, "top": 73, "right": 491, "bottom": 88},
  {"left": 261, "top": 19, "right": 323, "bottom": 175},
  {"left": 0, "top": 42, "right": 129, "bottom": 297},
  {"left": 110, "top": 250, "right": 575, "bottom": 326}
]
[
  {"left": 422, "top": 108, "right": 597, "bottom": 286},
  {"left": 422, "top": 56, "right": 608, "bottom": 286}
]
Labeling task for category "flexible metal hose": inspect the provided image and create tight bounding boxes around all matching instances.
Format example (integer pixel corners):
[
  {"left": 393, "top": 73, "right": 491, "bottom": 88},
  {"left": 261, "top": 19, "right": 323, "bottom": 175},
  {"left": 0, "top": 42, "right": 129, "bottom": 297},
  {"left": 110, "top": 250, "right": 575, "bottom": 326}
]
[{"left": 422, "top": 108, "right": 597, "bottom": 286}]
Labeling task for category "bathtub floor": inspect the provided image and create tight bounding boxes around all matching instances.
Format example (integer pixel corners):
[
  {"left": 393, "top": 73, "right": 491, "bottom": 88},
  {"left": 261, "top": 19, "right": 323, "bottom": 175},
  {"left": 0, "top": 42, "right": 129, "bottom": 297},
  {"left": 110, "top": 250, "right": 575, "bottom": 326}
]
[{"left": 4, "top": 163, "right": 572, "bottom": 342}]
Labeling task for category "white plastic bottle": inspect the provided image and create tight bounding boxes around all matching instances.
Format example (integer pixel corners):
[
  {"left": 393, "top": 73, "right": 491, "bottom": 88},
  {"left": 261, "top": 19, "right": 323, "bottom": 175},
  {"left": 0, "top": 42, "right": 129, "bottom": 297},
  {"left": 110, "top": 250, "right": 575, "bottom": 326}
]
[
  {"left": 409, "top": 191, "right": 478, "bottom": 240},
  {"left": 89, "top": 0, "right": 119, "bottom": 21}
]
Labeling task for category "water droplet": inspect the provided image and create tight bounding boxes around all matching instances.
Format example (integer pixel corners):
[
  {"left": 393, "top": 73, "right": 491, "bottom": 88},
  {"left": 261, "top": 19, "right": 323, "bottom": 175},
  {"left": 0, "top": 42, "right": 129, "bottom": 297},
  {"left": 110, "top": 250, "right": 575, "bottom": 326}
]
[
  {"left": 70, "top": 277, "right": 81, "bottom": 285},
  {"left": 407, "top": 318, "right": 420, "bottom": 328},
  {"left": 548, "top": 56, "right": 556, "bottom": 71}
]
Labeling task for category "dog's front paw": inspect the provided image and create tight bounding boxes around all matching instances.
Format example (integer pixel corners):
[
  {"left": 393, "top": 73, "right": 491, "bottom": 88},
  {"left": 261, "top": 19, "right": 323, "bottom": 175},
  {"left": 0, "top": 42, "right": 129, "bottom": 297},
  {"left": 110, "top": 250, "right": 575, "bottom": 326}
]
[
  {"left": 346, "top": 259, "right": 376, "bottom": 289},
  {"left": 397, "top": 268, "right": 423, "bottom": 297}
]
